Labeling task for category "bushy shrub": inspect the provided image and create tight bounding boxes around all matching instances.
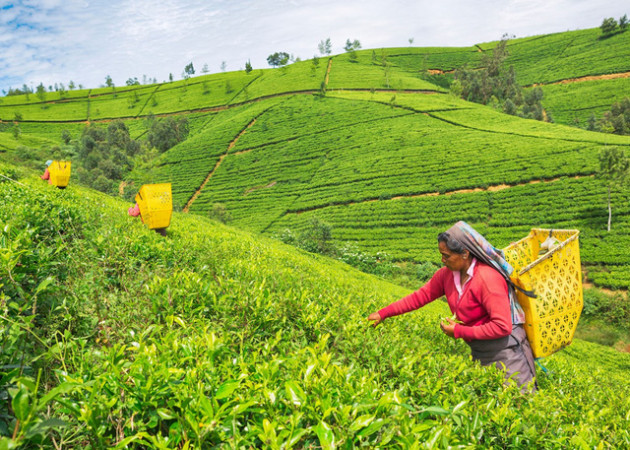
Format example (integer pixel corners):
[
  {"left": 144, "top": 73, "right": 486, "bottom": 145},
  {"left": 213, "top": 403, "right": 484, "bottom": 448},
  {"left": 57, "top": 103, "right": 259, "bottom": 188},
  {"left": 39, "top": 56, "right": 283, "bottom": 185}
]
[
  {"left": 582, "top": 287, "right": 630, "bottom": 330},
  {"left": 208, "top": 203, "right": 232, "bottom": 224}
]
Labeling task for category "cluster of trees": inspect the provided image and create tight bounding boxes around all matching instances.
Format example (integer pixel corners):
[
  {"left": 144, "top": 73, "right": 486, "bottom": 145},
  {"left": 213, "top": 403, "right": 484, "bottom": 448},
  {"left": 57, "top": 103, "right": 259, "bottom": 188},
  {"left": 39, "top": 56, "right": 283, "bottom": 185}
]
[
  {"left": 70, "top": 116, "right": 188, "bottom": 195},
  {"left": 600, "top": 14, "right": 629, "bottom": 36},
  {"left": 266, "top": 37, "right": 362, "bottom": 69},
  {"left": 344, "top": 39, "right": 362, "bottom": 62},
  {"left": 450, "top": 35, "right": 548, "bottom": 122},
  {"left": 588, "top": 97, "right": 630, "bottom": 135},
  {"left": 3, "top": 81, "right": 82, "bottom": 98}
]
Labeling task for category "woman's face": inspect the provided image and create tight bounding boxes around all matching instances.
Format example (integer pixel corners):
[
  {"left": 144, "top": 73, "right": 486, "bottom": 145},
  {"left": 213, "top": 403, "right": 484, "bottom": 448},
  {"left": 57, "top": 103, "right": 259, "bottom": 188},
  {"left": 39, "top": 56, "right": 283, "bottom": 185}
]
[{"left": 439, "top": 241, "right": 469, "bottom": 272}]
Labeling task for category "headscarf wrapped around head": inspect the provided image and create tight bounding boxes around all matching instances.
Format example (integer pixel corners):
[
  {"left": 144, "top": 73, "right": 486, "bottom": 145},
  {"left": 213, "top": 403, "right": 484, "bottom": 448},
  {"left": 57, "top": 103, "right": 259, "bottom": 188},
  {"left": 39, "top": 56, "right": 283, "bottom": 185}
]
[{"left": 444, "top": 221, "right": 527, "bottom": 325}]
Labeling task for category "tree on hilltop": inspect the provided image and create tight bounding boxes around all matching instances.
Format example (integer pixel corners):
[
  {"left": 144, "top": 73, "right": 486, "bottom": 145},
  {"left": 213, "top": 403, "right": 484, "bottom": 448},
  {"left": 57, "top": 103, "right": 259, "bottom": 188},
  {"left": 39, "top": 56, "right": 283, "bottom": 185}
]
[
  {"left": 267, "top": 52, "right": 290, "bottom": 67},
  {"left": 36, "top": 83, "right": 46, "bottom": 102},
  {"left": 105, "top": 75, "right": 114, "bottom": 88},
  {"left": 318, "top": 38, "right": 332, "bottom": 56},
  {"left": 620, "top": 14, "right": 628, "bottom": 31},
  {"left": 344, "top": 39, "right": 361, "bottom": 52},
  {"left": 598, "top": 147, "right": 629, "bottom": 232},
  {"left": 245, "top": 60, "right": 253, "bottom": 74},
  {"left": 600, "top": 17, "right": 618, "bottom": 35},
  {"left": 183, "top": 62, "right": 195, "bottom": 79},
  {"left": 344, "top": 39, "right": 361, "bottom": 63}
]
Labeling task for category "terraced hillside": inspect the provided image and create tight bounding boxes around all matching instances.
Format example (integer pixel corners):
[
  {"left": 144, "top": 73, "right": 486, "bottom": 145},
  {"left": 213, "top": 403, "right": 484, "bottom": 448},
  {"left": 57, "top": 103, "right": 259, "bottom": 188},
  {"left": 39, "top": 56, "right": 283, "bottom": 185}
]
[
  {"left": 1, "top": 27, "right": 630, "bottom": 289},
  {"left": 2, "top": 168, "right": 630, "bottom": 448}
]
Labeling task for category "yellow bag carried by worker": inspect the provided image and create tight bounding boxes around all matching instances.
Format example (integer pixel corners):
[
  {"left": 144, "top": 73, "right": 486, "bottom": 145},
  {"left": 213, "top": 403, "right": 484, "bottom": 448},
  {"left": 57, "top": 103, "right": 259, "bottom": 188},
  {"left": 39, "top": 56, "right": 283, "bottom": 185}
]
[
  {"left": 49, "top": 160, "right": 72, "bottom": 188},
  {"left": 503, "top": 229, "right": 583, "bottom": 358},
  {"left": 135, "top": 183, "right": 172, "bottom": 229}
]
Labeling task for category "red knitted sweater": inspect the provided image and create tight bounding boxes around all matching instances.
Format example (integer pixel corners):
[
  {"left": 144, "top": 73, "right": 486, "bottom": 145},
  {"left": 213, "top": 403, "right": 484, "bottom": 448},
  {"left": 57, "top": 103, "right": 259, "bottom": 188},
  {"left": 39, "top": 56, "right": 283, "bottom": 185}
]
[{"left": 378, "top": 263, "right": 513, "bottom": 341}]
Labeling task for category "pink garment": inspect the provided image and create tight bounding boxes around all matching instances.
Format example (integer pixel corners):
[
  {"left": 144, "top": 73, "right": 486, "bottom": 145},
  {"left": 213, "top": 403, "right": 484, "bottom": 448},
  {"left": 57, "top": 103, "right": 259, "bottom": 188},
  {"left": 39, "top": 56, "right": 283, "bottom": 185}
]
[
  {"left": 128, "top": 203, "right": 141, "bottom": 217},
  {"left": 378, "top": 262, "right": 512, "bottom": 341},
  {"left": 453, "top": 258, "right": 477, "bottom": 297},
  {"left": 41, "top": 168, "right": 51, "bottom": 184}
]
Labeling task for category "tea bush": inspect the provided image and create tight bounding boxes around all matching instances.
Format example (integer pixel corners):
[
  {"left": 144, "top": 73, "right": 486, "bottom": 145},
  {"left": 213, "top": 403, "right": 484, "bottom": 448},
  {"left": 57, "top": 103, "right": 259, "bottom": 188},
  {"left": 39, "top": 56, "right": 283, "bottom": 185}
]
[{"left": 2, "top": 173, "right": 630, "bottom": 448}]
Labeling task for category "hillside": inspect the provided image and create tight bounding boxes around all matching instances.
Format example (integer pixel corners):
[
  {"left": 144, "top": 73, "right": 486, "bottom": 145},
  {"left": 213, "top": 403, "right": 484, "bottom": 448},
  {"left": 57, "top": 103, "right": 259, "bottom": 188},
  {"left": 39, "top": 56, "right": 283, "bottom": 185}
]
[
  {"left": 1, "top": 26, "right": 630, "bottom": 293},
  {"left": 2, "top": 167, "right": 630, "bottom": 448}
]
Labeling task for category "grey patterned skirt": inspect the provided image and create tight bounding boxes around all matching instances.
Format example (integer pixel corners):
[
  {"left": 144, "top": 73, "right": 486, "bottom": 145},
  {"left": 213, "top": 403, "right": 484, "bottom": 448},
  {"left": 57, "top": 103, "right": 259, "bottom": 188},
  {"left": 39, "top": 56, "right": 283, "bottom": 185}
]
[{"left": 467, "top": 324, "right": 537, "bottom": 392}]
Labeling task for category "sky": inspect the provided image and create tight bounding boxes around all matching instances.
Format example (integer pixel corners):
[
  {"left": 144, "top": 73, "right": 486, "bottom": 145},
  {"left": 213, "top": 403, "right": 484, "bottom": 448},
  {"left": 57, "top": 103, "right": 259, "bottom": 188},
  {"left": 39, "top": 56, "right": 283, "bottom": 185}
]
[{"left": 1, "top": 0, "right": 628, "bottom": 94}]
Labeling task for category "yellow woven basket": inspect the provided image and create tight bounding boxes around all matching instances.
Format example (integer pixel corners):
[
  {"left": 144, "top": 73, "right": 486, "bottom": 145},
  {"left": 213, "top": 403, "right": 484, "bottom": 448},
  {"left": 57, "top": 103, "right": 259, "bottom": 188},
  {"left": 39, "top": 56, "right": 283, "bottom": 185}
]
[
  {"left": 503, "top": 229, "right": 582, "bottom": 358},
  {"left": 135, "top": 183, "right": 172, "bottom": 229},
  {"left": 49, "top": 160, "right": 72, "bottom": 187}
]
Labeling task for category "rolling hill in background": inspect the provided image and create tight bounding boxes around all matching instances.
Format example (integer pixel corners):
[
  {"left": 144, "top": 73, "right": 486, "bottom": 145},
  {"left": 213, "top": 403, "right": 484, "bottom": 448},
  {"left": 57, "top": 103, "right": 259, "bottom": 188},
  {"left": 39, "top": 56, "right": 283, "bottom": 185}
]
[{"left": 1, "top": 26, "right": 630, "bottom": 291}]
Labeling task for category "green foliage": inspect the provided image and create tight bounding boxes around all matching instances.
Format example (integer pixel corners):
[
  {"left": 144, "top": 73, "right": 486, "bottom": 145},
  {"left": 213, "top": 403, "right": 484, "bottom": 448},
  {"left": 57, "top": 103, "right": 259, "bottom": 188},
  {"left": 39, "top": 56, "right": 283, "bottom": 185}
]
[
  {"left": 318, "top": 38, "right": 332, "bottom": 56},
  {"left": 146, "top": 115, "right": 190, "bottom": 153},
  {"left": 598, "top": 146, "right": 629, "bottom": 231},
  {"left": 67, "top": 121, "right": 142, "bottom": 194},
  {"left": 453, "top": 36, "right": 546, "bottom": 121},
  {"left": 208, "top": 202, "right": 232, "bottom": 224},
  {"left": 2, "top": 173, "right": 630, "bottom": 448},
  {"left": 582, "top": 288, "right": 630, "bottom": 330},
  {"left": 267, "top": 52, "right": 290, "bottom": 67},
  {"left": 600, "top": 17, "right": 618, "bottom": 35},
  {"left": 600, "top": 97, "right": 630, "bottom": 135},
  {"left": 183, "top": 62, "right": 195, "bottom": 79},
  {"left": 599, "top": 146, "right": 630, "bottom": 184},
  {"left": 293, "top": 217, "right": 334, "bottom": 255}
]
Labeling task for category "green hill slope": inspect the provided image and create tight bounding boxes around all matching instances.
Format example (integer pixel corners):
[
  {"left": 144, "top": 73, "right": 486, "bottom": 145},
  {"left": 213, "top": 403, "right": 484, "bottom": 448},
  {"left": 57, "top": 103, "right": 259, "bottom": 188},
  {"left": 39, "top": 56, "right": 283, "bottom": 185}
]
[
  {"left": 2, "top": 169, "right": 630, "bottom": 448},
  {"left": 1, "top": 27, "right": 630, "bottom": 290},
  {"left": 139, "top": 90, "right": 630, "bottom": 289}
]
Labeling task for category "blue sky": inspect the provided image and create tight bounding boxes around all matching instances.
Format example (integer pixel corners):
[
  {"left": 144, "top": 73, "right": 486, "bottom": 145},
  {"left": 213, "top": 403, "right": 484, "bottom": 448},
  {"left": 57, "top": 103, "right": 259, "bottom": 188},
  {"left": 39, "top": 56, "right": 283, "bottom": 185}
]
[{"left": 0, "top": 0, "right": 628, "bottom": 94}]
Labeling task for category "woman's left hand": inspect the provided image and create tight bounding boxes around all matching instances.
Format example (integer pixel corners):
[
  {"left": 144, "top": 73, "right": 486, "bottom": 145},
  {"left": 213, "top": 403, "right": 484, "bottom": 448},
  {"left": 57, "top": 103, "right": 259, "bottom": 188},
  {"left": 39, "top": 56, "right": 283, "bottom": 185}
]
[{"left": 440, "top": 317, "right": 456, "bottom": 338}]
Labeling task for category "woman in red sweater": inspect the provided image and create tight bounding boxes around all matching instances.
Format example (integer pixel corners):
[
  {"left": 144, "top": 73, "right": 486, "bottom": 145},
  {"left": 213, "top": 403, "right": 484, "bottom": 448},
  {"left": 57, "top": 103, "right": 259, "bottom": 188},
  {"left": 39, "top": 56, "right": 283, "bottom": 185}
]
[{"left": 368, "top": 223, "right": 536, "bottom": 392}]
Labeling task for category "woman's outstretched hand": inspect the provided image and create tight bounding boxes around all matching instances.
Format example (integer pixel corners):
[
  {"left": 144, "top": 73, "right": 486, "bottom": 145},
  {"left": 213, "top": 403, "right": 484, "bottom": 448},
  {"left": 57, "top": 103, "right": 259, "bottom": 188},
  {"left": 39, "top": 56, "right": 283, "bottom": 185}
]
[
  {"left": 367, "top": 312, "right": 382, "bottom": 327},
  {"left": 440, "top": 317, "right": 456, "bottom": 338}
]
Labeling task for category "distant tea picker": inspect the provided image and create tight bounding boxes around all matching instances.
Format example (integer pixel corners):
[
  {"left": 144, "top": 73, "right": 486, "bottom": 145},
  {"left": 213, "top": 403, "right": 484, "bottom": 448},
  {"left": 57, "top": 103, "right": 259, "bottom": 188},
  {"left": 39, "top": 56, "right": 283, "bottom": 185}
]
[
  {"left": 128, "top": 183, "right": 173, "bottom": 236},
  {"left": 368, "top": 221, "right": 538, "bottom": 392},
  {"left": 41, "top": 160, "right": 72, "bottom": 189}
]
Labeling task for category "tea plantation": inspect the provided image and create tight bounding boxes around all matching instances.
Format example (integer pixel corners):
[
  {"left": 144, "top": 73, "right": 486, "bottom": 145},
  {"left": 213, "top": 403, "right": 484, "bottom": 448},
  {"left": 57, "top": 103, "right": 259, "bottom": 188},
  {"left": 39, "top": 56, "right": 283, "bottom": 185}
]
[
  {"left": 2, "top": 27, "right": 630, "bottom": 289},
  {"left": 2, "top": 169, "right": 630, "bottom": 448}
]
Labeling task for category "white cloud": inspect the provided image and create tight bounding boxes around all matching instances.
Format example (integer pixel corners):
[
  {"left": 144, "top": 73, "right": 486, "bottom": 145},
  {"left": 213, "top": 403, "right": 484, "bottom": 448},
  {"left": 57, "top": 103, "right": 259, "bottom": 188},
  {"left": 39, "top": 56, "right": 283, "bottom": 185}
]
[{"left": 1, "top": 0, "right": 629, "bottom": 93}]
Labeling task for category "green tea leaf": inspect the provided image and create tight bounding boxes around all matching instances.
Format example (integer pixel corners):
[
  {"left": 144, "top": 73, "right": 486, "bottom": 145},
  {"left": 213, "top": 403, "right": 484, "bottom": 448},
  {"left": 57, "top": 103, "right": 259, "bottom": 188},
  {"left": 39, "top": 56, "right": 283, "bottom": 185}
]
[
  {"left": 214, "top": 380, "right": 239, "bottom": 400},
  {"left": 315, "top": 421, "right": 335, "bottom": 449},
  {"left": 285, "top": 381, "right": 306, "bottom": 406}
]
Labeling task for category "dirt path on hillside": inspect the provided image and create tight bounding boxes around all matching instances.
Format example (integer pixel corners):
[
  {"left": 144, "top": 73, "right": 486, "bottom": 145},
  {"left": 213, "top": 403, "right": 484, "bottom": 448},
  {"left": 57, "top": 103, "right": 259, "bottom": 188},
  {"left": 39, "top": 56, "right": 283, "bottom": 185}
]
[
  {"left": 182, "top": 118, "right": 257, "bottom": 212},
  {"left": 531, "top": 71, "right": 630, "bottom": 87},
  {"left": 324, "top": 59, "right": 332, "bottom": 88},
  {"left": 244, "top": 181, "right": 277, "bottom": 196},
  {"left": 291, "top": 174, "right": 593, "bottom": 214},
  {"left": 427, "top": 69, "right": 454, "bottom": 75}
]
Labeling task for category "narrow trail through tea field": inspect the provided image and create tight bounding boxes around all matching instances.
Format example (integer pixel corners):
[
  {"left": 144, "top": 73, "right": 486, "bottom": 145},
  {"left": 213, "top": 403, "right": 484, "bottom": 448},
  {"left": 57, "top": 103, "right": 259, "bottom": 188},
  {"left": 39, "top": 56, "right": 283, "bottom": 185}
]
[
  {"left": 528, "top": 70, "right": 630, "bottom": 87},
  {"left": 287, "top": 174, "right": 594, "bottom": 215},
  {"left": 183, "top": 117, "right": 257, "bottom": 212}
]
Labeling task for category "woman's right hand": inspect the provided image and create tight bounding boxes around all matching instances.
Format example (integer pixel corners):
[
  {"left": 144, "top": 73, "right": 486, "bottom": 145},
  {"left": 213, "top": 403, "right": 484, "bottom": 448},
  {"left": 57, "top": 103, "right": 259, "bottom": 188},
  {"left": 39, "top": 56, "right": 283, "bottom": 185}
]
[{"left": 367, "top": 312, "right": 382, "bottom": 327}]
